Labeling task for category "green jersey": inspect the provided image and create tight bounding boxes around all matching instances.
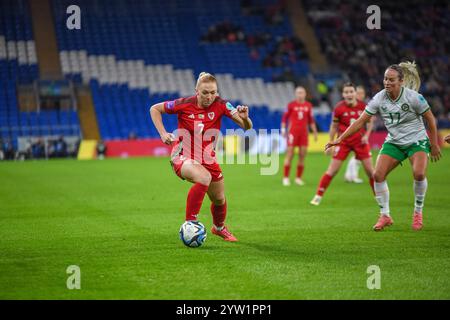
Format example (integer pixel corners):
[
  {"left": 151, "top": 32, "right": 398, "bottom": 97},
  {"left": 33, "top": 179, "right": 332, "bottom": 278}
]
[{"left": 365, "top": 87, "right": 430, "bottom": 146}]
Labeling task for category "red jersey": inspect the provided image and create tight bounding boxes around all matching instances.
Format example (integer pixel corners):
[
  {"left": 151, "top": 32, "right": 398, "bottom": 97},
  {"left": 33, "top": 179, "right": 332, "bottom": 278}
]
[
  {"left": 164, "top": 95, "right": 237, "bottom": 163},
  {"left": 332, "top": 100, "right": 366, "bottom": 145},
  {"left": 281, "top": 100, "right": 314, "bottom": 134}
]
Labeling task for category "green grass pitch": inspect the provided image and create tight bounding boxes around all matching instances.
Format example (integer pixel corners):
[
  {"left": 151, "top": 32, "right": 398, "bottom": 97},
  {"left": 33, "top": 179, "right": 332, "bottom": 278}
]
[{"left": 1, "top": 150, "right": 449, "bottom": 299}]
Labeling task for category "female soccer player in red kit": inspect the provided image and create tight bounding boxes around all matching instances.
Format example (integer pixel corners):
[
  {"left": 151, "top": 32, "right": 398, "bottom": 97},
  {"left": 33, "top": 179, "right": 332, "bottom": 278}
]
[
  {"left": 149, "top": 72, "right": 253, "bottom": 242},
  {"left": 310, "top": 82, "right": 375, "bottom": 206},
  {"left": 281, "top": 86, "right": 318, "bottom": 186},
  {"left": 344, "top": 85, "right": 375, "bottom": 183}
]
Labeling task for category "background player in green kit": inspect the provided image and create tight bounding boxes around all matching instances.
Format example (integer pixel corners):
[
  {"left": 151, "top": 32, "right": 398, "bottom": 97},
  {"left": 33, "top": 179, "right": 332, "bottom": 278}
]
[{"left": 325, "top": 62, "right": 442, "bottom": 231}]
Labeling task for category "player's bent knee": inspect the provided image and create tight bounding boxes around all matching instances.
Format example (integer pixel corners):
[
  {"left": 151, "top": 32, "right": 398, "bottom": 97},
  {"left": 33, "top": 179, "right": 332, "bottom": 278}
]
[
  {"left": 373, "top": 171, "right": 385, "bottom": 182},
  {"left": 185, "top": 163, "right": 212, "bottom": 186}
]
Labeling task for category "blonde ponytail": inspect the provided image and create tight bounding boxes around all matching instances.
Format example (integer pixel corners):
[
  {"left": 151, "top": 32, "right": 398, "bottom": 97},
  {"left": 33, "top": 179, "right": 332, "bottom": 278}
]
[{"left": 399, "top": 61, "right": 421, "bottom": 92}]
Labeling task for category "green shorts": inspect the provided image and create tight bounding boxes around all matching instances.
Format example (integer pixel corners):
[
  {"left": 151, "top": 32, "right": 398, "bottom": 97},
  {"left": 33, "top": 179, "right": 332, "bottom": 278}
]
[{"left": 379, "top": 139, "right": 430, "bottom": 162}]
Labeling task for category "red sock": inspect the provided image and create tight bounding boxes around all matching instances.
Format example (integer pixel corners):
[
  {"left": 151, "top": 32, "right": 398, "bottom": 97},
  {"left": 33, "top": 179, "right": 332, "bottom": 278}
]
[
  {"left": 186, "top": 183, "right": 209, "bottom": 221},
  {"left": 211, "top": 201, "right": 227, "bottom": 228},
  {"left": 283, "top": 165, "right": 291, "bottom": 178},
  {"left": 317, "top": 173, "right": 333, "bottom": 196},
  {"left": 296, "top": 165, "right": 304, "bottom": 179},
  {"left": 369, "top": 177, "right": 375, "bottom": 195}
]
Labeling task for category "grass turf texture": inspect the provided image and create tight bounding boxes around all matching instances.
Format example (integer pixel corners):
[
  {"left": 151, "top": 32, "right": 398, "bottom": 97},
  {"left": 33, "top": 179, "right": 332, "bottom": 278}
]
[{"left": 1, "top": 150, "right": 449, "bottom": 299}]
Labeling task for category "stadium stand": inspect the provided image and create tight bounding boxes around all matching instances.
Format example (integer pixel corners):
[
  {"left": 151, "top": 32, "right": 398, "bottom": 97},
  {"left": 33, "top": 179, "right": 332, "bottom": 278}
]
[{"left": 0, "top": 0, "right": 80, "bottom": 151}]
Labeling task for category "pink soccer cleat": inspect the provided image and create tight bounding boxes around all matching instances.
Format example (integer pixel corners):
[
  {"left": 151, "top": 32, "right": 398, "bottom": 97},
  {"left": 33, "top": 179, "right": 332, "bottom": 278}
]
[
  {"left": 211, "top": 226, "right": 238, "bottom": 242},
  {"left": 373, "top": 215, "right": 394, "bottom": 231},
  {"left": 412, "top": 212, "right": 423, "bottom": 231}
]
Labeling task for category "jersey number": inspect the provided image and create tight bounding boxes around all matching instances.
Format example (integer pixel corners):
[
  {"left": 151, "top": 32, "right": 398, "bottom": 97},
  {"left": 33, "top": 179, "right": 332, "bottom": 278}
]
[
  {"left": 297, "top": 111, "right": 303, "bottom": 120},
  {"left": 388, "top": 112, "right": 401, "bottom": 124},
  {"left": 197, "top": 123, "right": 204, "bottom": 133}
]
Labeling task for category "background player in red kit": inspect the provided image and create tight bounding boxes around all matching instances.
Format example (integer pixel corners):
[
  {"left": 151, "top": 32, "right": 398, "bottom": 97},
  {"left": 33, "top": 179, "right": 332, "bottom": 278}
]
[
  {"left": 281, "top": 86, "right": 318, "bottom": 186},
  {"left": 310, "top": 82, "right": 375, "bottom": 206},
  {"left": 150, "top": 72, "right": 253, "bottom": 242},
  {"left": 344, "top": 85, "right": 374, "bottom": 183}
]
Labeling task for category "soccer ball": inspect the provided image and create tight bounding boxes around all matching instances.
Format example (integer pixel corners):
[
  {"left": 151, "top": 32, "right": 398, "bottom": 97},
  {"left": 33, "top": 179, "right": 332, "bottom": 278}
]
[{"left": 179, "top": 221, "right": 207, "bottom": 248}]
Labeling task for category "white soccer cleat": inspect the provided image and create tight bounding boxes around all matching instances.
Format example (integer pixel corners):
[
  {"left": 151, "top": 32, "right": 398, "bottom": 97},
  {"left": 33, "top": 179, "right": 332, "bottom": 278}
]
[
  {"left": 352, "top": 177, "right": 364, "bottom": 184},
  {"left": 344, "top": 175, "right": 363, "bottom": 184},
  {"left": 282, "top": 178, "right": 291, "bottom": 186},
  {"left": 310, "top": 195, "right": 322, "bottom": 206},
  {"left": 295, "top": 178, "right": 305, "bottom": 186}
]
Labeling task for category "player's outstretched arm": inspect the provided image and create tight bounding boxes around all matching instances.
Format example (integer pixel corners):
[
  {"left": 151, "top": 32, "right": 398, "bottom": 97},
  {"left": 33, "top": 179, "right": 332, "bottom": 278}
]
[
  {"left": 422, "top": 109, "right": 441, "bottom": 162},
  {"left": 150, "top": 103, "right": 175, "bottom": 145},
  {"left": 325, "top": 121, "right": 338, "bottom": 155},
  {"left": 325, "top": 112, "right": 371, "bottom": 151},
  {"left": 362, "top": 116, "right": 375, "bottom": 144},
  {"left": 231, "top": 105, "right": 253, "bottom": 130}
]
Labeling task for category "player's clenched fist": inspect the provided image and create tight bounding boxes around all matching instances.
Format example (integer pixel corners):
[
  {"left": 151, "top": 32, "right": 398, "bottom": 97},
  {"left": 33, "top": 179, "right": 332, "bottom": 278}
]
[{"left": 237, "top": 105, "right": 249, "bottom": 119}]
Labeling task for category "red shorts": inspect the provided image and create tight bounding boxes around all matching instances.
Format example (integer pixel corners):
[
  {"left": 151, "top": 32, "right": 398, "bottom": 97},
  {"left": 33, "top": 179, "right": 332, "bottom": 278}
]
[
  {"left": 170, "top": 154, "right": 224, "bottom": 182},
  {"left": 333, "top": 141, "right": 371, "bottom": 161},
  {"left": 287, "top": 132, "right": 308, "bottom": 147}
]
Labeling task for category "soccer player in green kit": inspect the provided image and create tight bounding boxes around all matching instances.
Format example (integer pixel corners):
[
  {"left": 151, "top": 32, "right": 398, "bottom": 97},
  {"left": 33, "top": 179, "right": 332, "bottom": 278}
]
[{"left": 325, "top": 62, "right": 442, "bottom": 231}]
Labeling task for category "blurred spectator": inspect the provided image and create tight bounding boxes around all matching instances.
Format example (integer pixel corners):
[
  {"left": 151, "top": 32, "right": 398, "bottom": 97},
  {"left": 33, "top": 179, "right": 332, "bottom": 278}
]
[
  {"left": 47, "top": 138, "right": 56, "bottom": 158},
  {"left": 17, "top": 139, "right": 32, "bottom": 160},
  {"left": 96, "top": 140, "right": 107, "bottom": 160},
  {"left": 317, "top": 81, "right": 329, "bottom": 101},
  {"left": 262, "top": 36, "right": 308, "bottom": 69},
  {"left": 201, "top": 21, "right": 245, "bottom": 43},
  {"left": 54, "top": 136, "right": 68, "bottom": 158},
  {"left": 31, "top": 138, "right": 45, "bottom": 159},
  {"left": 2, "top": 139, "right": 15, "bottom": 160},
  {"left": 241, "top": 0, "right": 286, "bottom": 25}
]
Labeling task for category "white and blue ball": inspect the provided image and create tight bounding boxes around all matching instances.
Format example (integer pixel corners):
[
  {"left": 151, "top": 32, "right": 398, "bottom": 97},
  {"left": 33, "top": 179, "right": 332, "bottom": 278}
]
[{"left": 179, "top": 221, "right": 207, "bottom": 247}]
